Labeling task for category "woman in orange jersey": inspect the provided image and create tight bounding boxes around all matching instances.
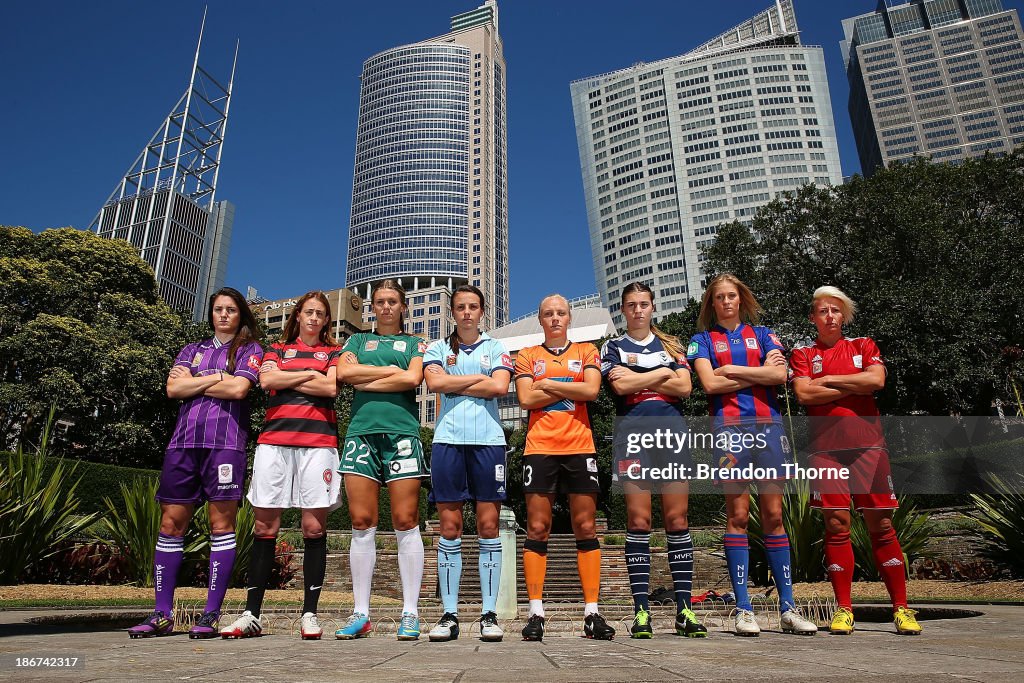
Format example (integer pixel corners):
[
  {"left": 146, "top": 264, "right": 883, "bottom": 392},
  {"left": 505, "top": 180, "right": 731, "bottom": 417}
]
[{"left": 513, "top": 294, "right": 614, "bottom": 642}]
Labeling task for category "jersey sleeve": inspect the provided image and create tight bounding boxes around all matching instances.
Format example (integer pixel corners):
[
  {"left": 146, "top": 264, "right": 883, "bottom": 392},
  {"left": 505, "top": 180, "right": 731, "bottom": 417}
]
[
  {"left": 490, "top": 339, "right": 514, "bottom": 376},
  {"left": 423, "top": 340, "right": 446, "bottom": 369},
  {"left": 263, "top": 342, "right": 283, "bottom": 365},
  {"left": 788, "top": 347, "right": 812, "bottom": 381},
  {"left": 582, "top": 343, "right": 601, "bottom": 371},
  {"left": 341, "top": 333, "right": 362, "bottom": 355},
  {"left": 859, "top": 337, "right": 885, "bottom": 368},
  {"left": 514, "top": 346, "right": 534, "bottom": 381},
  {"left": 327, "top": 346, "right": 343, "bottom": 367},
  {"left": 234, "top": 342, "right": 264, "bottom": 383},
  {"left": 413, "top": 337, "right": 427, "bottom": 359},
  {"left": 173, "top": 343, "right": 197, "bottom": 370},
  {"left": 599, "top": 339, "right": 620, "bottom": 377},
  {"left": 760, "top": 327, "right": 786, "bottom": 355},
  {"left": 670, "top": 350, "right": 691, "bottom": 372},
  {"left": 686, "top": 333, "right": 711, "bottom": 363}
]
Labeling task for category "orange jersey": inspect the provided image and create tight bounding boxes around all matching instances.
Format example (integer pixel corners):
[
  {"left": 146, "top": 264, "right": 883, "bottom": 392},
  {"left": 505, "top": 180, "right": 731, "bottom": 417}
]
[{"left": 514, "top": 342, "right": 600, "bottom": 456}]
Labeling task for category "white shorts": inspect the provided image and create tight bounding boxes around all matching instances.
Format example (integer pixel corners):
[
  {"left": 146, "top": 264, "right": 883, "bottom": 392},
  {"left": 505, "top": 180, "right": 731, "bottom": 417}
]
[{"left": 247, "top": 444, "right": 342, "bottom": 510}]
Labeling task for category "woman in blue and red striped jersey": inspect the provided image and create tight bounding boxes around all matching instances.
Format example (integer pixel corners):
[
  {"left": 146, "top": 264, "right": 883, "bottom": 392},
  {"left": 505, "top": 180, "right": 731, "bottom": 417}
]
[
  {"left": 220, "top": 291, "right": 342, "bottom": 641},
  {"left": 687, "top": 273, "right": 816, "bottom": 637}
]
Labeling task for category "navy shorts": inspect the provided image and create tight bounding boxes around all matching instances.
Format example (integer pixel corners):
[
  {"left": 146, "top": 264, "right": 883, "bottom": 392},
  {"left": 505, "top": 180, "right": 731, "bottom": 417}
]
[
  {"left": 429, "top": 444, "right": 507, "bottom": 503},
  {"left": 712, "top": 422, "right": 792, "bottom": 482},
  {"left": 157, "top": 447, "right": 247, "bottom": 504}
]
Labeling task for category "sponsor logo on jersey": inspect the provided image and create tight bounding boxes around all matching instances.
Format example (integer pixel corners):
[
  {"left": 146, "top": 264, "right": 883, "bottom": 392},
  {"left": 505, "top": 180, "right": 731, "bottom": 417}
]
[
  {"left": 586, "top": 457, "right": 598, "bottom": 473},
  {"left": 769, "top": 333, "right": 783, "bottom": 347},
  {"left": 314, "top": 351, "right": 328, "bottom": 361},
  {"left": 284, "top": 348, "right": 298, "bottom": 359},
  {"left": 853, "top": 354, "right": 863, "bottom": 368},
  {"left": 365, "top": 340, "right": 378, "bottom": 351},
  {"left": 715, "top": 341, "right": 729, "bottom": 354},
  {"left": 393, "top": 340, "right": 407, "bottom": 352},
  {"left": 247, "top": 355, "right": 261, "bottom": 371},
  {"left": 500, "top": 353, "right": 512, "bottom": 367},
  {"left": 495, "top": 464, "right": 505, "bottom": 482},
  {"left": 191, "top": 352, "right": 204, "bottom": 366},
  {"left": 568, "top": 359, "right": 583, "bottom": 372},
  {"left": 687, "top": 342, "right": 699, "bottom": 356},
  {"left": 390, "top": 458, "right": 419, "bottom": 474},
  {"left": 812, "top": 355, "right": 822, "bottom": 374},
  {"left": 218, "top": 464, "right": 233, "bottom": 484},
  {"left": 446, "top": 354, "right": 457, "bottom": 366},
  {"left": 533, "top": 360, "right": 546, "bottom": 376},
  {"left": 676, "top": 355, "right": 687, "bottom": 366},
  {"left": 745, "top": 337, "right": 759, "bottom": 350},
  {"left": 626, "top": 353, "right": 638, "bottom": 366},
  {"left": 418, "top": 341, "right": 427, "bottom": 353},
  {"left": 323, "top": 469, "right": 333, "bottom": 484}
]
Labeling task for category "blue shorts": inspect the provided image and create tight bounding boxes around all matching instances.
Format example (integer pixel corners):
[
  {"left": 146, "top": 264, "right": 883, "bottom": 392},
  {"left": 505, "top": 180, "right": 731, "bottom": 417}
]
[
  {"left": 429, "top": 444, "right": 507, "bottom": 503},
  {"left": 712, "top": 422, "right": 792, "bottom": 482}
]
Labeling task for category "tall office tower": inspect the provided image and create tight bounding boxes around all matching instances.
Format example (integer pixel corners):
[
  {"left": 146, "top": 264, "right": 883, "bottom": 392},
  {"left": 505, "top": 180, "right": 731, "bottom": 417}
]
[
  {"left": 842, "top": 0, "right": 1024, "bottom": 175},
  {"left": 346, "top": 0, "right": 509, "bottom": 330},
  {"left": 571, "top": 0, "right": 843, "bottom": 326},
  {"left": 90, "top": 16, "right": 237, "bottom": 321}
]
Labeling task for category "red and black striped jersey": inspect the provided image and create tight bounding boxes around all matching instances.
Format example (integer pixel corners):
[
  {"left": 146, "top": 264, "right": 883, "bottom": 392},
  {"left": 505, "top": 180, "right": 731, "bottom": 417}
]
[{"left": 258, "top": 339, "right": 341, "bottom": 449}]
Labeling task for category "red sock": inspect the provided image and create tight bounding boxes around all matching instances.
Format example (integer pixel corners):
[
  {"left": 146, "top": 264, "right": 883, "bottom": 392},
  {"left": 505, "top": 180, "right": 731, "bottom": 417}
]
[
  {"left": 824, "top": 531, "right": 854, "bottom": 609},
  {"left": 871, "top": 528, "right": 907, "bottom": 609}
]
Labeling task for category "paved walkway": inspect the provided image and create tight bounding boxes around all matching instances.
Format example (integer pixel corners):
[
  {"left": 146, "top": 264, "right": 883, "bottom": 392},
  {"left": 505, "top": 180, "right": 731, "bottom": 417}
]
[{"left": 1, "top": 604, "right": 1021, "bottom": 682}]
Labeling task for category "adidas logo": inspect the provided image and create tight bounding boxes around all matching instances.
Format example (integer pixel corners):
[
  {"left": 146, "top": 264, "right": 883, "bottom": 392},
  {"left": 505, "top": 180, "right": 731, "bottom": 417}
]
[
  {"left": 826, "top": 563, "right": 845, "bottom": 572},
  {"left": 882, "top": 558, "right": 903, "bottom": 567}
]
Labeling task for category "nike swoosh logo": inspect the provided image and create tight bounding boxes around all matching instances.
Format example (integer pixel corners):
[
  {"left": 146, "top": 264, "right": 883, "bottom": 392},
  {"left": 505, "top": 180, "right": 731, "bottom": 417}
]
[{"left": 309, "top": 585, "right": 322, "bottom": 591}]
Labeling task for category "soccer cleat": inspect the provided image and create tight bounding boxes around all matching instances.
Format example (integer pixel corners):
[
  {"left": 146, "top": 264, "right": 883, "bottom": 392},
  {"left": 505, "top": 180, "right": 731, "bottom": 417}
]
[
  {"left": 734, "top": 609, "right": 761, "bottom": 637},
  {"left": 894, "top": 607, "right": 922, "bottom": 635},
  {"left": 188, "top": 610, "right": 219, "bottom": 639},
  {"left": 675, "top": 607, "right": 708, "bottom": 638},
  {"left": 428, "top": 612, "right": 460, "bottom": 642},
  {"left": 128, "top": 610, "right": 174, "bottom": 638},
  {"left": 335, "top": 612, "right": 372, "bottom": 640},
  {"left": 781, "top": 608, "right": 818, "bottom": 635},
  {"left": 583, "top": 612, "right": 616, "bottom": 640},
  {"left": 829, "top": 607, "right": 855, "bottom": 635},
  {"left": 300, "top": 612, "right": 323, "bottom": 640},
  {"left": 630, "top": 609, "right": 653, "bottom": 639},
  {"left": 479, "top": 611, "right": 504, "bottom": 642},
  {"left": 521, "top": 614, "right": 545, "bottom": 642},
  {"left": 397, "top": 612, "right": 421, "bottom": 641},
  {"left": 220, "top": 610, "right": 263, "bottom": 639}
]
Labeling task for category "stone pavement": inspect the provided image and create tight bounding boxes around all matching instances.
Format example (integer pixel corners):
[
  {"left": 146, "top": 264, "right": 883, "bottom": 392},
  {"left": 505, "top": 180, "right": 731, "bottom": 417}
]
[{"left": 1, "top": 604, "right": 1022, "bottom": 682}]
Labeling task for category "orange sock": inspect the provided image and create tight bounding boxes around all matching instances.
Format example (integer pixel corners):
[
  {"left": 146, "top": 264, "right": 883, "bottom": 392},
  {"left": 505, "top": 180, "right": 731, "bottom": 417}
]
[
  {"left": 524, "top": 541, "right": 548, "bottom": 601},
  {"left": 576, "top": 538, "right": 601, "bottom": 604}
]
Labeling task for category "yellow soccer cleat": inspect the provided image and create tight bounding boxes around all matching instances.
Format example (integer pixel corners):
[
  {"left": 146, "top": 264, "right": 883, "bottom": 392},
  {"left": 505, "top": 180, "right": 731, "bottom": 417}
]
[
  {"left": 829, "top": 607, "right": 855, "bottom": 635},
  {"left": 894, "top": 606, "right": 922, "bottom": 635}
]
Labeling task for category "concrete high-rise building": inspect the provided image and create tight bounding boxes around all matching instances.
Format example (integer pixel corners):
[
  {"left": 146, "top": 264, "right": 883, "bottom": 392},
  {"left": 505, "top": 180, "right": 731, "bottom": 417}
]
[
  {"left": 842, "top": 0, "right": 1024, "bottom": 175},
  {"left": 570, "top": 0, "right": 843, "bottom": 326},
  {"left": 90, "top": 15, "right": 238, "bottom": 322},
  {"left": 345, "top": 0, "right": 509, "bottom": 329}
]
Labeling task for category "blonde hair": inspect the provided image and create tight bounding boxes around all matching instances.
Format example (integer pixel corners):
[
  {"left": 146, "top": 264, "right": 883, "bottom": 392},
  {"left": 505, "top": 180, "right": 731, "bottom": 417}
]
[
  {"left": 811, "top": 286, "right": 857, "bottom": 324},
  {"left": 697, "top": 273, "right": 763, "bottom": 331},
  {"left": 371, "top": 279, "right": 407, "bottom": 332},
  {"left": 620, "top": 281, "right": 684, "bottom": 358},
  {"left": 538, "top": 293, "right": 571, "bottom": 322}
]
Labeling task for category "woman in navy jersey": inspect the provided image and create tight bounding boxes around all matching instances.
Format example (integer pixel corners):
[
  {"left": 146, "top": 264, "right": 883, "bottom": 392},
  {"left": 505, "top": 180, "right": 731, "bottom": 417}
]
[
  {"left": 220, "top": 291, "right": 342, "bottom": 641},
  {"left": 601, "top": 282, "right": 707, "bottom": 639},
  {"left": 128, "top": 287, "right": 263, "bottom": 640},
  {"left": 687, "top": 274, "right": 816, "bottom": 637}
]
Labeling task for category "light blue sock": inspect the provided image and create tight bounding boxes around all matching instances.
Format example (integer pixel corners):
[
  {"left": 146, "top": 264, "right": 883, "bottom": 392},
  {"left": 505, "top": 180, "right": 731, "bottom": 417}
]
[
  {"left": 437, "top": 537, "right": 462, "bottom": 614},
  {"left": 479, "top": 537, "right": 502, "bottom": 614}
]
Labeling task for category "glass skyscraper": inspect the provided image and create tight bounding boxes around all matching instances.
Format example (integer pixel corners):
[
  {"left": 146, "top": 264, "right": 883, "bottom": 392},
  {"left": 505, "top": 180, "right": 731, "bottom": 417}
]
[
  {"left": 842, "top": 0, "right": 1024, "bottom": 174},
  {"left": 346, "top": 0, "right": 509, "bottom": 328},
  {"left": 570, "top": 0, "right": 843, "bottom": 326}
]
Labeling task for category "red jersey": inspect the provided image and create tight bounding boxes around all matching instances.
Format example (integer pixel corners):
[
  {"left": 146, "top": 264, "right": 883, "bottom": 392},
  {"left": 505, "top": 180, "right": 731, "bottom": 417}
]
[
  {"left": 789, "top": 336, "right": 885, "bottom": 452},
  {"left": 258, "top": 340, "right": 341, "bottom": 449}
]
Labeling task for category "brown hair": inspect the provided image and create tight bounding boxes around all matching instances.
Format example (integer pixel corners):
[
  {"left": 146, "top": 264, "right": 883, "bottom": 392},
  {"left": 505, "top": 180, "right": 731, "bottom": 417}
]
[
  {"left": 371, "top": 279, "right": 407, "bottom": 333},
  {"left": 207, "top": 287, "right": 262, "bottom": 373},
  {"left": 697, "top": 273, "right": 763, "bottom": 331},
  {"left": 620, "top": 281, "right": 684, "bottom": 358},
  {"left": 448, "top": 284, "right": 485, "bottom": 355},
  {"left": 280, "top": 291, "right": 338, "bottom": 346}
]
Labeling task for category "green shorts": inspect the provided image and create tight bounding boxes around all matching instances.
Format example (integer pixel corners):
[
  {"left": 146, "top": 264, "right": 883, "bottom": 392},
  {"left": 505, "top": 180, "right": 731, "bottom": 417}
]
[{"left": 340, "top": 433, "right": 428, "bottom": 483}]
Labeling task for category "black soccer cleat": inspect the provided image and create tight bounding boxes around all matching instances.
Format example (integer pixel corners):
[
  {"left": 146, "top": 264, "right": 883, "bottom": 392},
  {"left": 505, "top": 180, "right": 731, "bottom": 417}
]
[
  {"left": 584, "top": 612, "right": 616, "bottom": 640},
  {"left": 521, "top": 614, "right": 545, "bottom": 642}
]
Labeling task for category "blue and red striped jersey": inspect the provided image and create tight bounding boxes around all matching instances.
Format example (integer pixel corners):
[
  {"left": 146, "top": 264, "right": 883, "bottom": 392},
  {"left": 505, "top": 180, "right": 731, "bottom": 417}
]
[{"left": 687, "top": 324, "right": 785, "bottom": 424}]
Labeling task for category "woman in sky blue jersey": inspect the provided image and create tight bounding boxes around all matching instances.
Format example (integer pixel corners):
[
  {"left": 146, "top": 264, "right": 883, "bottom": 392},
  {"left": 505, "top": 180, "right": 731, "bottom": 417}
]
[
  {"left": 421, "top": 284, "right": 512, "bottom": 643},
  {"left": 687, "top": 274, "right": 816, "bottom": 637}
]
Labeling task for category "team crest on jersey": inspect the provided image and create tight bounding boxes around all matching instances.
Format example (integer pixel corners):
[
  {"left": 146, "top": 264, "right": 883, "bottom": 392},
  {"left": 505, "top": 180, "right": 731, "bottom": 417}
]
[
  {"left": 191, "top": 352, "right": 204, "bottom": 366},
  {"left": 393, "top": 340, "right": 407, "bottom": 352},
  {"left": 247, "top": 355, "right": 261, "bottom": 371},
  {"left": 218, "top": 464, "right": 233, "bottom": 484},
  {"left": 715, "top": 341, "right": 729, "bottom": 354},
  {"left": 284, "top": 348, "right": 298, "bottom": 359},
  {"left": 745, "top": 337, "right": 759, "bottom": 350},
  {"left": 533, "top": 360, "right": 546, "bottom": 376},
  {"left": 568, "top": 359, "right": 583, "bottom": 372},
  {"left": 627, "top": 353, "right": 638, "bottom": 366},
  {"left": 495, "top": 464, "right": 505, "bottom": 482},
  {"left": 853, "top": 354, "right": 863, "bottom": 368},
  {"left": 323, "top": 469, "right": 333, "bottom": 484},
  {"left": 365, "top": 340, "right": 378, "bottom": 351},
  {"left": 659, "top": 352, "right": 670, "bottom": 364},
  {"left": 586, "top": 457, "right": 598, "bottom": 473},
  {"left": 812, "top": 355, "right": 823, "bottom": 374},
  {"left": 446, "top": 355, "right": 457, "bottom": 366},
  {"left": 480, "top": 354, "right": 491, "bottom": 369},
  {"left": 314, "top": 351, "right": 328, "bottom": 361}
]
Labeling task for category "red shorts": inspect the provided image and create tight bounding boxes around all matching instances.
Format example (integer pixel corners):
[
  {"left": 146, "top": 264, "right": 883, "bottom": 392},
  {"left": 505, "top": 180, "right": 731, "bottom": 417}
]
[{"left": 808, "top": 448, "right": 898, "bottom": 510}]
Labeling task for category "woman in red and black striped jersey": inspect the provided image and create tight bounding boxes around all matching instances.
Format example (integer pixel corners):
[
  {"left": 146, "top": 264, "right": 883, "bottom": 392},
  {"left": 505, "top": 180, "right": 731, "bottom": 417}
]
[{"left": 220, "top": 291, "right": 341, "bottom": 641}]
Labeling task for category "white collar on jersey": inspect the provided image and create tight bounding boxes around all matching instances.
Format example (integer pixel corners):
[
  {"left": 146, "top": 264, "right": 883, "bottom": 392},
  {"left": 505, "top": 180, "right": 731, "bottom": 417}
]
[{"left": 624, "top": 331, "right": 656, "bottom": 346}]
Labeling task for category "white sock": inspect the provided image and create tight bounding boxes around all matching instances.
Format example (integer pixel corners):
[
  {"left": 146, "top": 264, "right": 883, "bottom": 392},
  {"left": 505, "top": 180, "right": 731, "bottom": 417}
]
[
  {"left": 529, "top": 598, "right": 545, "bottom": 618},
  {"left": 396, "top": 526, "right": 424, "bottom": 615},
  {"left": 350, "top": 527, "right": 376, "bottom": 616},
  {"left": 585, "top": 602, "right": 599, "bottom": 616}
]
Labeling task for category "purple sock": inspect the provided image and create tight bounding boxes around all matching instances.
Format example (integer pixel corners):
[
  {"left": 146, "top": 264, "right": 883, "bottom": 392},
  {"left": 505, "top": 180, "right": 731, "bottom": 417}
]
[
  {"left": 154, "top": 533, "right": 185, "bottom": 615},
  {"left": 205, "top": 533, "right": 237, "bottom": 613}
]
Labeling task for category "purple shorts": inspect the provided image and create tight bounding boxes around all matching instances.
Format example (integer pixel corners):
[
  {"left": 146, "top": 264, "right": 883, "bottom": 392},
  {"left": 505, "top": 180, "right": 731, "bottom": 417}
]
[{"left": 156, "top": 447, "right": 247, "bottom": 504}]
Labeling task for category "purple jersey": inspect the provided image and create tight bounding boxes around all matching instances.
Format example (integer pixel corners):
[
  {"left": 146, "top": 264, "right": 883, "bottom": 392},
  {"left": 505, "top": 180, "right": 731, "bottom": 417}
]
[{"left": 167, "top": 338, "right": 263, "bottom": 450}]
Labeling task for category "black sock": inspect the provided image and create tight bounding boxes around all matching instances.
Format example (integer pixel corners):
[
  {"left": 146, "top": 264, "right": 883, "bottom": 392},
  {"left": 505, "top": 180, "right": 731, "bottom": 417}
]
[
  {"left": 302, "top": 535, "right": 328, "bottom": 614},
  {"left": 245, "top": 536, "right": 276, "bottom": 617}
]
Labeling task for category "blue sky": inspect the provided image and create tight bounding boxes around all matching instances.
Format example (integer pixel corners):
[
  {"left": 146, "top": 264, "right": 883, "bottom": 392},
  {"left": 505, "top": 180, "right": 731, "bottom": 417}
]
[{"left": 3, "top": 0, "right": 1021, "bottom": 319}]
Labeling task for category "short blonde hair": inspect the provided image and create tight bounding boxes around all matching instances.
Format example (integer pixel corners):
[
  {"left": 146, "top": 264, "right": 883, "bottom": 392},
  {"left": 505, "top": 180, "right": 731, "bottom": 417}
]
[
  {"left": 538, "top": 293, "right": 571, "bottom": 321},
  {"left": 811, "top": 286, "right": 857, "bottom": 323}
]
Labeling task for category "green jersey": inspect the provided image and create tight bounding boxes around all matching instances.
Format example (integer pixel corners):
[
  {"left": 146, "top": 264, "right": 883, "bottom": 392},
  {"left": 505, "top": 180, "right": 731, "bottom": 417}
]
[{"left": 343, "top": 332, "right": 425, "bottom": 437}]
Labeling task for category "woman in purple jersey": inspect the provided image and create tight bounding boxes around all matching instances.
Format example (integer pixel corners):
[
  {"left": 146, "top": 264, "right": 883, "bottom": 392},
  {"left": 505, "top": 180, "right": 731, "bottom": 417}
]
[{"left": 128, "top": 287, "right": 263, "bottom": 640}]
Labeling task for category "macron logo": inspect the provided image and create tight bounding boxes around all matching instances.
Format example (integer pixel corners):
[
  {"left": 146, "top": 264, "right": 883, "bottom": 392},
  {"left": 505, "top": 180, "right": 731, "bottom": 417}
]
[
  {"left": 882, "top": 558, "right": 903, "bottom": 567},
  {"left": 826, "top": 564, "right": 845, "bottom": 573}
]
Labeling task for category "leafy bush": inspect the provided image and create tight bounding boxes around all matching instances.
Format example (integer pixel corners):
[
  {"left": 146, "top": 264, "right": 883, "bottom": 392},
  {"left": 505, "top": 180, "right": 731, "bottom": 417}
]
[
  {"left": 0, "top": 413, "right": 98, "bottom": 584},
  {"left": 970, "top": 474, "right": 1024, "bottom": 577},
  {"left": 22, "top": 540, "right": 129, "bottom": 585}
]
